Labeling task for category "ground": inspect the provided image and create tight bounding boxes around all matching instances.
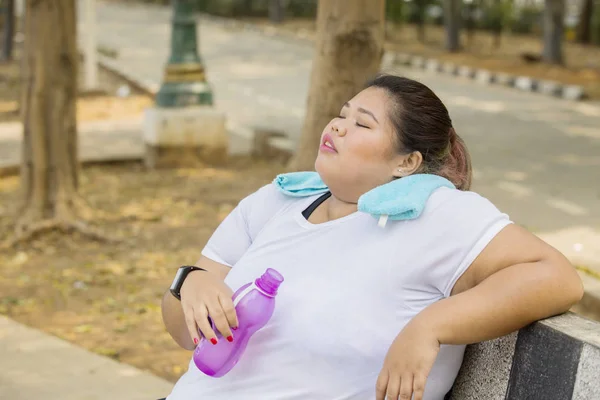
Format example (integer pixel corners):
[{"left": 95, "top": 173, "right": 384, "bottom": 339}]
[
  {"left": 0, "top": 157, "right": 283, "bottom": 382},
  {"left": 0, "top": 44, "right": 152, "bottom": 123},
  {"left": 0, "top": 40, "right": 284, "bottom": 382},
  {"left": 236, "top": 18, "right": 600, "bottom": 99}
]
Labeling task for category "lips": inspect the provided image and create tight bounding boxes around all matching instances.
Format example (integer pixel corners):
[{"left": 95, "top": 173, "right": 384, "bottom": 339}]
[{"left": 321, "top": 133, "right": 337, "bottom": 152}]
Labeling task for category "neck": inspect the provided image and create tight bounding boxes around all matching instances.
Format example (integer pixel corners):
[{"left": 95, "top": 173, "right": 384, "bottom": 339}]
[{"left": 325, "top": 194, "right": 358, "bottom": 221}]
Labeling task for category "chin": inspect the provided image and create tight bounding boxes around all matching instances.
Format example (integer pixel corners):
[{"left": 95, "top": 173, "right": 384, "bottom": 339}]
[
  {"left": 314, "top": 157, "right": 337, "bottom": 189},
  {"left": 314, "top": 155, "right": 327, "bottom": 177}
]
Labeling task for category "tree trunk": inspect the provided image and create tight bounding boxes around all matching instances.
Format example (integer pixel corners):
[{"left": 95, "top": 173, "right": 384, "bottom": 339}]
[
  {"left": 576, "top": 0, "right": 593, "bottom": 44},
  {"left": 417, "top": 21, "right": 426, "bottom": 42},
  {"left": 18, "top": 0, "right": 81, "bottom": 235},
  {"left": 287, "top": 0, "right": 385, "bottom": 171},
  {"left": 2, "top": 0, "right": 15, "bottom": 61},
  {"left": 269, "top": 0, "right": 284, "bottom": 23},
  {"left": 543, "top": 0, "right": 565, "bottom": 64},
  {"left": 443, "top": 0, "right": 462, "bottom": 52},
  {"left": 415, "top": 0, "right": 427, "bottom": 43}
]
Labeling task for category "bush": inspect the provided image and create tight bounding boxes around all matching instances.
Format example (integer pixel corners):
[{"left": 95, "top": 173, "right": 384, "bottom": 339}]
[
  {"left": 386, "top": 0, "right": 405, "bottom": 24},
  {"left": 286, "top": 0, "right": 317, "bottom": 18},
  {"left": 509, "top": 6, "right": 542, "bottom": 34}
]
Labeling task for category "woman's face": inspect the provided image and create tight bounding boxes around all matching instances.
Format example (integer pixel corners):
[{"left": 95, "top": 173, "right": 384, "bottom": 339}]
[{"left": 315, "top": 87, "right": 405, "bottom": 203}]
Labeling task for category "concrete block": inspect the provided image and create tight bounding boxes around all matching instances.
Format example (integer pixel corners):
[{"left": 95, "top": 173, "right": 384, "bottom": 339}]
[
  {"left": 450, "top": 333, "right": 518, "bottom": 400},
  {"left": 514, "top": 76, "right": 537, "bottom": 91},
  {"left": 442, "top": 62, "right": 458, "bottom": 75},
  {"left": 410, "top": 56, "right": 425, "bottom": 69},
  {"left": 425, "top": 59, "right": 441, "bottom": 73},
  {"left": 495, "top": 73, "right": 515, "bottom": 86},
  {"left": 143, "top": 106, "right": 228, "bottom": 167},
  {"left": 506, "top": 319, "right": 582, "bottom": 399},
  {"left": 538, "top": 80, "right": 561, "bottom": 96},
  {"left": 449, "top": 313, "right": 600, "bottom": 400},
  {"left": 457, "top": 65, "right": 474, "bottom": 78},
  {"left": 563, "top": 85, "right": 586, "bottom": 101},
  {"left": 475, "top": 69, "right": 494, "bottom": 84},
  {"left": 573, "top": 344, "right": 600, "bottom": 400}
]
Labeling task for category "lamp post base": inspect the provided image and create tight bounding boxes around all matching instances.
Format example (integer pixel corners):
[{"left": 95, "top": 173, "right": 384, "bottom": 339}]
[{"left": 143, "top": 106, "right": 228, "bottom": 168}]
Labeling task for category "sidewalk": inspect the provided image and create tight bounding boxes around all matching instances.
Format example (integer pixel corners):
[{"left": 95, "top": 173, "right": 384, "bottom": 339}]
[
  {"left": 0, "top": 315, "right": 173, "bottom": 400},
  {"left": 0, "top": 118, "right": 145, "bottom": 174}
]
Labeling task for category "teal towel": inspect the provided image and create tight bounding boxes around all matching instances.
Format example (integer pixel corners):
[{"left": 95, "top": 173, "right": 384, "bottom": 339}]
[
  {"left": 273, "top": 171, "right": 455, "bottom": 224},
  {"left": 273, "top": 171, "right": 329, "bottom": 197},
  {"left": 357, "top": 174, "right": 455, "bottom": 221}
]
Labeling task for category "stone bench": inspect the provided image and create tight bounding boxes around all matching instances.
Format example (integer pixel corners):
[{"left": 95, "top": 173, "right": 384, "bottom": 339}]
[{"left": 449, "top": 312, "right": 600, "bottom": 399}]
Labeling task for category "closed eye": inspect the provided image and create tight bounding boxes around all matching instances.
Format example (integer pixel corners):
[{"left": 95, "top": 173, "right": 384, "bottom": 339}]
[{"left": 337, "top": 115, "right": 369, "bottom": 129}]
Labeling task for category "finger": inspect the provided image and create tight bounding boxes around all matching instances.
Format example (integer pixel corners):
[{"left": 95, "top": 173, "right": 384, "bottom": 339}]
[
  {"left": 385, "top": 374, "right": 401, "bottom": 400},
  {"left": 206, "top": 300, "right": 233, "bottom": 341},
  {"left": 399, "top": 373, "right": 413, "bottom": 400},
  {"left": 194, "top": 305, "right": 218, "bottom": 344},
  {"left": 183, "top": 304, "right": 201, "bottom": 346},
  {"left": 375, "top": 370, "right": 389, "bottom": 400},
  {"left": 412, "top": 374, "right": 427, "bottom": 400},
  {"left": 218, "top": 293, "right": 239, "bottom": 329}
]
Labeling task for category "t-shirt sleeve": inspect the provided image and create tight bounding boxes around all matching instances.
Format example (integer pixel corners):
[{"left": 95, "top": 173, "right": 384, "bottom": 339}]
[
  {"left": 425, "top": 189, "right": 513, "bottom": 298},
  {"left": 201, "top": 183, "right": 290, "bottom": 267}
]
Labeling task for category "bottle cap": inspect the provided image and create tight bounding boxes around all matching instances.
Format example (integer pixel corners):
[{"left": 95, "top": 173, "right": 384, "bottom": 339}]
[{"left": 256, "top": 268, "right": 284, "bottom": 296}]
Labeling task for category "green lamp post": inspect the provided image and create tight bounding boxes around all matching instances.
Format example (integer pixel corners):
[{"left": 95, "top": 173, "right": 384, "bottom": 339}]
[{"left": 156, "top": 0, "right": 213, "bottom": 107}]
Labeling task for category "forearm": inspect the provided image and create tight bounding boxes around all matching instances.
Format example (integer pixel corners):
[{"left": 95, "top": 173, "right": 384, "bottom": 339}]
[
  {"left": 412, "top": 259, "right": 584, "bottom": 346},
  {"left": 162, "top": 290, "right": 196, "bottom": 351}
]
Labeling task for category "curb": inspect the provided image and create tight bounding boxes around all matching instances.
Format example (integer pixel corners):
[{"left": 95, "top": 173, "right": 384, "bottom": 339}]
[
  {"left": 384, "top": 53, "right": 586, "bottom": 101},
  {"left": 198, "top": 14, "right": 587, "bottom": 102}
]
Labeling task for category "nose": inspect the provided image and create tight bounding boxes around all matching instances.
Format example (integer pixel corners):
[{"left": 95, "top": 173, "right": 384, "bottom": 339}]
[{"left": 332, "top": 123, "right": 347, "bottom": 137}]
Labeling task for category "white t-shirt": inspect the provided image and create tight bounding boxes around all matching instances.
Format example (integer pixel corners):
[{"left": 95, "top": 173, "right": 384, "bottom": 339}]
[{"left": 166, "top": 183, "right": 512, "bottom": 400}]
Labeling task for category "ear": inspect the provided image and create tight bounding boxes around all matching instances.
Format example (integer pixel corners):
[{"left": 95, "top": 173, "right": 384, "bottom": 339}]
[{"left": 392, "top": 151, "right": 423, "bottom": 178}]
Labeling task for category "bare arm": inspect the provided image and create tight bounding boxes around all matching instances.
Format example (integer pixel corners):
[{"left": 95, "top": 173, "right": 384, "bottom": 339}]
[
  {"left": 376, "top": 224, "right": 584, "bottom": 400},
  {"left": 161, "top": 256, "right": 232, "bottom": 351},
  {"left": 414, "top": 224, "right": 584, "bottom": 345}
]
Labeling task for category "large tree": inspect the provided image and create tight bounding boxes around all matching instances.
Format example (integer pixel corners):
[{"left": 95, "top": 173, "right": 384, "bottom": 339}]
[
  {"left": 8, "top": 0, "right": 104, "bottom": 245},
  {"left": 576, "top": 0, "right": 594, "bottom": 44},
  {"left": 543, "top": 0, "right": 565, "bottom": 64},
  {"left": 443, "top": 0, "right": 462, "bottom": 52},
  {"left": 288, "top": 0, "right": 385, "bottom": 171}
]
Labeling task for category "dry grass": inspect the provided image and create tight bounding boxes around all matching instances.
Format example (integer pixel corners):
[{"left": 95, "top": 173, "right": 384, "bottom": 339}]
[
  {"left": 0, "top": 44, "right": 152, "bottom": 124},
  {"left": 0, "top": 157, "right": 284, "bottom": 382}
]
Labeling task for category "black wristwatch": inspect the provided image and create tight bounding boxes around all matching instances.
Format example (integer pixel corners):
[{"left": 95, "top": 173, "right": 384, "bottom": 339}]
[{"left": 170, "top": 265, "right": 206, "bottom": 300}]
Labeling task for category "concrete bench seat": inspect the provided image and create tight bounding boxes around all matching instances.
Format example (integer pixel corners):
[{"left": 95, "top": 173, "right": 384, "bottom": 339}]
[{"left": 449, "top": 312, "right": 600, "bottom": 400}]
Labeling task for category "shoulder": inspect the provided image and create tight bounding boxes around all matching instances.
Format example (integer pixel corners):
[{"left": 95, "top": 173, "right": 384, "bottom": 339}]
[
  {"left": 237, "top": 182, "right": 304, "bottom": 234},
  {"left": 241, "top": 182, "right": 297, "bottom": 210},
  {"left": 424, "top": 187, "right": 505, "bottom": 219}
]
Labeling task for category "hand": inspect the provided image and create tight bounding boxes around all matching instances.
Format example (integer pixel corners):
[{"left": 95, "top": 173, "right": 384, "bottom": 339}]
[
  {"left": 376, "top": 321, "right": 440, "bottom": 400},
  {"left": 180, "top": 270, "right": 238, "bottom": 346}
]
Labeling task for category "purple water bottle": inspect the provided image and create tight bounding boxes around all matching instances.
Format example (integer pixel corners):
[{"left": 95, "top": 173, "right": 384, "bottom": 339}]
[{"left": 193, "top": 268, "right": 284, "bottom": 377}]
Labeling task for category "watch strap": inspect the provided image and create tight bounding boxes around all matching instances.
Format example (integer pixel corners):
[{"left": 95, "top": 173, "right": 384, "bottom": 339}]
[{"left": 170, "top": 266, "right": 206, "bottom": 300}]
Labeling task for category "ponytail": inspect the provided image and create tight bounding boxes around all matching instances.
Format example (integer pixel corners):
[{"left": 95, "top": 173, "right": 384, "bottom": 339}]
[{"left": 438, "top": 128, "right": 472, "bottom": 191}]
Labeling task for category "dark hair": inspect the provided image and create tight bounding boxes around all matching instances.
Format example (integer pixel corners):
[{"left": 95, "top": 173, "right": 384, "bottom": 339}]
[{"left": 365, "top": 74, "right": 472, "bottom": 191}]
